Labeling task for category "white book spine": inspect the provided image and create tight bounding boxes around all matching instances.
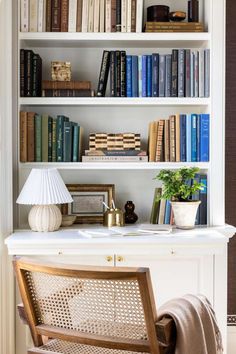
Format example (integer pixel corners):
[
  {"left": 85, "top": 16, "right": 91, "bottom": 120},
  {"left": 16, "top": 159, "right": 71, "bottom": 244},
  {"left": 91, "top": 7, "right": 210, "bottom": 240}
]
[
  {"left": 127, "top": 0, "right": 132, "bottom": 32},
  {"left": 94, "top": 0, "right": 100, "bottom": 32},
  {"left": 68, "top": 0, "right": 78, "bottom": 32},
  {"left": 21, "top": 0, "right": 29, "bottom": 32},
  {"left": 136, "top": 0, "right": 143, "bottom": 33},
  {"left": 99, "top": 0, "right": 105, "bottom": 32},
  {"left": 105, "top": 0, "right": 111, "bottom": 32},
  {"left": 121, "top": 0, "right": 126, "bottom": 32},
  {"left": 199, "top": 50, "right": 205, "bottom": 98},
  {"left": 88, "top": 0, "right": 95, "bottom": 32},
  {"left": 29, "top": 0, "right": 38, "bottom": 32},
  {"left": 42, "top": 0, "right": 46, "bottom": 31},
  {"left": 37, "top": 0, "right": 44, "bottom": 32},
  {"left": 82, "top": 0, "right": 89, "bottom": 32}
]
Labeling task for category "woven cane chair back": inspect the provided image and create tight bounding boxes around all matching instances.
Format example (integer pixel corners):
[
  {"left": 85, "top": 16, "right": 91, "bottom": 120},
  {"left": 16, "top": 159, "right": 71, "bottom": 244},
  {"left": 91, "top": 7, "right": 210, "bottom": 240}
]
[{"left": 14, "top": 258, "right": 161, "bottom": 354}]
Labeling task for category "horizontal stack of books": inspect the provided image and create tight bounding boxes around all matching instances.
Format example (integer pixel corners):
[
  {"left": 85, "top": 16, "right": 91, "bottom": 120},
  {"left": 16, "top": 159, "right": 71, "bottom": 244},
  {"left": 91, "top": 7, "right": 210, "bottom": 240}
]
[
  {"left": 148, "top": 114, "right": 210, "bottom": 163},
  {"left": 42, "top": 80, "right": 93, "bottom": 97},
  {"left": 145, "top": 22, "right": 204, "bottom": 33},
  {"left": 151, "top": 174, "right": 208, "bottom": 225},
  {"left": 20, "top": 0, "right": 143, "bottom": 33},
  {"left": 97, "top": 49, "right": 210, "bottom": 98},
  {"left": 82, "top": 133, "right": 148, "bottom": 162},
  {"left": 20, "top": 111, "right": 83, "bottom": 163},
  {"left": 20, "top": 49, "right": 42, "bottom": 97}
]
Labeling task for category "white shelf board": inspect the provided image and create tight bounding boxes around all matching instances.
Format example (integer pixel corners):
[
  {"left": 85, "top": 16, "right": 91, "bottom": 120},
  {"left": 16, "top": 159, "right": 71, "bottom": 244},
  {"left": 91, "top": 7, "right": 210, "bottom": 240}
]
[
  {"left": 19, "top": 97, "right": 210, "bottom": 107},
  {"left": 19, "top": 32, "right": 211, "bottom": 48},
  {"left": 19, "top": 162, "right": 210, "bottom": 170}
]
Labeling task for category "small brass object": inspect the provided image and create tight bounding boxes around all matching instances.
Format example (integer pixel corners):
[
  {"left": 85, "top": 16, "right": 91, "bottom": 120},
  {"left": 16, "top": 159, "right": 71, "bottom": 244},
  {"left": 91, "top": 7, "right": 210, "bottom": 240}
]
[
  {"left": 114, "top": 208, "right": 124, "bottom": 227},
  {"left": 103, "top": 208, "right": 124, "bottom": 227},
  {"left": 117, "top": 255, "right": 124, "bottom": 262},
  {"left": 106, "top": 256, "right": 113, "bottom": 262}
]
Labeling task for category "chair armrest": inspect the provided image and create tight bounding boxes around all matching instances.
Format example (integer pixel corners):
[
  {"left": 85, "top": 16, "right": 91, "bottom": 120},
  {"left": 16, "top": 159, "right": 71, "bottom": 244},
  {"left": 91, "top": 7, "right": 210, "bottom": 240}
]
[{"left": 156, "top": 316, "right": 176, "bottom": 346}]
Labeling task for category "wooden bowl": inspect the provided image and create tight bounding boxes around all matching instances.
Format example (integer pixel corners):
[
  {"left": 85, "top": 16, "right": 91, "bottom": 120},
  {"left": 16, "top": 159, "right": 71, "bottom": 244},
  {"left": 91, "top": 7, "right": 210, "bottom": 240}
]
[
  {"left": 61, "top": 215, "right": 76, "bottom": 227},
  {"left": 169, "top": 11, "right": 186, "bottom": 22}
]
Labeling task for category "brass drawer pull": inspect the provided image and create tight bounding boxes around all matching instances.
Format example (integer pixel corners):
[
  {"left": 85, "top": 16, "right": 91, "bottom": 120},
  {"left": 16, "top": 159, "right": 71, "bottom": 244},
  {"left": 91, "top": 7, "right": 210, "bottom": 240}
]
[
  {"left": 106, "top": 256, "right": 113, "bottom": 262},
  {"left": 117, "top": 256, "right": 125, "bottom": 263}
]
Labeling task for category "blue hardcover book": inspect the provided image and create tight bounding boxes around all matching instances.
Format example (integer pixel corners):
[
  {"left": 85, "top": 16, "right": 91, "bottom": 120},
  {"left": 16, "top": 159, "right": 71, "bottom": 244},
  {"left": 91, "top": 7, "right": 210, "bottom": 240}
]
[
  {"left": 180, "top": 114, "right": 187, "bottom": 162},
  {"left": 192, "top": 174, "right": 200, "bottom": 225},
  {"left": 131, "top": 56, "right": 138, "bottom": 97},
  {"left": 138, "top": 55, "right": 142, "bottom": 97},
  {"left": 196, "top": 114, "right": 201, "bottom": 162},
  {"left": 72, "top": 124, "right": 80, "bottom": 162},
  {"left": 200, "top": 114, "right": 210, "bottom": 162},
  {"left": 191, "top": 114, "right": 197, "bottom": 162},
  {"left": 164, "top": 200, "right": 171, "bottom": 224},
  {"left": 152, "top": 53, "right": 159, "bottom": 97},
  {"left": 147, "top": 55, "right": 152, "bottom": 97},
  {"left": 165, "top": 54, "right": 172, "bottom": 97},
  {"left": 159, "top": 54, "right": 166, "bottom": 97},
  {"left": 186, "top": 114, "right": 192, "bottom": 162},
  {"left": 126, "top": 55, "right": 132, "bottom": 97},
  {"left": 199, "top": 174, "right": 208, "bottom": 225},
  {"left": 142, "top": 55, "right": 147, "bottom": 97}
]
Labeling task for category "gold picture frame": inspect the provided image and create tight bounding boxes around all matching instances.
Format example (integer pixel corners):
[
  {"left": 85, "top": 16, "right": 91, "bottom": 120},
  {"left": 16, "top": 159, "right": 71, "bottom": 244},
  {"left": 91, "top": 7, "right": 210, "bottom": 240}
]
[{"left": 63, "top": 184, "right": 115, "bottom": 224}]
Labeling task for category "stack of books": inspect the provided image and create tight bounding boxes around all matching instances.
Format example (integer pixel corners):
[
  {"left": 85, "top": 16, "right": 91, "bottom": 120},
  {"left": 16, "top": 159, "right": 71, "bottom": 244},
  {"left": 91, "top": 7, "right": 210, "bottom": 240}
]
[
  {"left": 42, "top": 80, "right": 93, "bottom": 97},
  {"left": 20, "top": 111, "right": 83, "bottom": 163},
  {"left": 82, "top": 133, "right": 148, "bottom": 162},
  {"left": 97, "top": 49, "right": 210, "bottom": 97},
  {"left": 148, "top": 114, "right": 210, "bottom": 163},
  {"left": 20, "top": 0, "right": 143, "bottom": 33},
  {"left": 20, "top": 49, "right": 42, "bottom": 97},
  {"left": 150, "top": 174, "right": 208, "bottom": 225},
  {"left": 145, "top": 22, "right": 204, "bottom": 33}
]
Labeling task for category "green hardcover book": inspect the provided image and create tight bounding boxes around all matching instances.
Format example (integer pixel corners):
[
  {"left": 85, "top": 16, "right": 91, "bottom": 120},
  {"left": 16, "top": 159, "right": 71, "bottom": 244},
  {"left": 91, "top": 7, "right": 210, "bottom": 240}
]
[
  {"left": 57, "top": 115, "right": 69, "bottom": 162},
  {"left": 63, "top": 121, "right": 72, "bottom": 162},
  {"left": 48, "top": 116, "right": 53, "bottom": 162},
  {"left": 52, "top": 118, "right": 57, "bottom": 162},
  {"left": 42, "top": 114, "right": 49, "bottom": 162},
  {"left": 72, "top": 123, "right": 79, "bottom": 162},
  {"left": 34, "top": 114, "right": 42, "bottom": 162},
  {"left": 150, "top": 188, "right": 162, "bottom": 224}
]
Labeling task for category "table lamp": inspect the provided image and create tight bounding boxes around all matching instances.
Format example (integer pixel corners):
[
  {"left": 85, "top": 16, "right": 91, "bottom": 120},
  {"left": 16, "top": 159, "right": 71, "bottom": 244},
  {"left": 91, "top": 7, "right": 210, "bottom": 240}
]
[{"left": 16, "top": 168, "right": 73, "bottom": 232}]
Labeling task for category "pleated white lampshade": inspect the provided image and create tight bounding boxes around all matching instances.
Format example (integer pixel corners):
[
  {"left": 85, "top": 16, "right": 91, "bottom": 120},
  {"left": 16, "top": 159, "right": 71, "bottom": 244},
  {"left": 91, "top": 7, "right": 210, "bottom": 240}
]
[{"left": 16, "top": 168, "right": 73, "bottom": 205}]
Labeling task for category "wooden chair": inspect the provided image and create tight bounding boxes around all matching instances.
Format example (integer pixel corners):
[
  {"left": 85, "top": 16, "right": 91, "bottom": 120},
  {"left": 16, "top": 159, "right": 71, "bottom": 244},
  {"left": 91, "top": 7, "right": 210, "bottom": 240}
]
[{"left": 14, "top": 257, "right": 176, "bottom": 354}]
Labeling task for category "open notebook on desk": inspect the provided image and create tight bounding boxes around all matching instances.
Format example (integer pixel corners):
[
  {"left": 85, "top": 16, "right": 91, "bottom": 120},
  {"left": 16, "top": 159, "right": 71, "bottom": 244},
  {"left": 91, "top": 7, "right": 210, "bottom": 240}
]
[{"left": 78, "top": 224, "right": 173, "bottom": 238}]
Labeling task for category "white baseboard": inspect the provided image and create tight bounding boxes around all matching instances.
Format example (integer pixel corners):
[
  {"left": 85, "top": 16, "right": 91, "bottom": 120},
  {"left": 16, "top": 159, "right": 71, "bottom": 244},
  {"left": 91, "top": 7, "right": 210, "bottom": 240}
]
[{"left": 228, "top": 326, "right": 236, "bottom": 354}]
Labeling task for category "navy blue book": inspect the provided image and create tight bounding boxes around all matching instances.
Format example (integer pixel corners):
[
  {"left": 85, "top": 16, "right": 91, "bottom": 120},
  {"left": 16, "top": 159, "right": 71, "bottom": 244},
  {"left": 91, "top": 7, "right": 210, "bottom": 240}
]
[
  {"left": 126, "top": 55, "right": 132, "bottom": 97},
  {"left": 200, "top": 114, "right": 210, "bottom": 162},
  {"left": 196, "top": 114, "right": 201, "bottom": 162},
  {"left": 165, "top": 54, "right": 172, "bottom": 97},
  {"left": 180, "top": 114, "right": 187, "bottom": 162},
  {"left": 191, "top": 114, "right": 197, "bottom": 162},
  {"left": 131, "top": 56, "right": 138, "bottom": 97},
  {"left": 110, "top": 51, "right": 116, "bottom": 97},
  {"left": 152, "top": 53, "right": 159, "bottom": 97},
  {"left": 147, "top": 55, "right": 152, "bottom": 97},
  {"left": 199, "top": 174, "right": 208, "bottom": 225},
  {"left": 142, "top": 55, "right": 147, "bottom": 97}
]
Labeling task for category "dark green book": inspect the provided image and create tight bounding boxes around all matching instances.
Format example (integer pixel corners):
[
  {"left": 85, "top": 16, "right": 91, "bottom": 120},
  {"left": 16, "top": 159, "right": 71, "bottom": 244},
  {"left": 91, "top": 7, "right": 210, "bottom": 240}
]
[
  {"left": 42, "top": 114, "right": 49, "bottom": 162},
  {"left": 56, "top": 115, "right": 69, "bottom": 162},
  {"left": 72, "top": 124, "right": 79, "bottom": 162},
  {"left": 52, "top": 118, "right": 57, "bottom": 162},
  {"left": 48, "top": 116, "right": 53, "bottom": 162},
  {"left": 34, "top": 114, "right": 42, "bottom": 162},
  {"left": 150, "top": 188, "right": 162, "bottom": 224},
  {"left": 63, "top": 121, "right": 72, "bottom": 162}
]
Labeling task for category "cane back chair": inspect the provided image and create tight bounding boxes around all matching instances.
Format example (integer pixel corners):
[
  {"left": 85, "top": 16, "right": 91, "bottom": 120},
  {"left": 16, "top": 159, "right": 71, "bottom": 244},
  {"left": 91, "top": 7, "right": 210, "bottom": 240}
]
[{"left": 14, "top": 257, "right": 176, "bottom": 354}]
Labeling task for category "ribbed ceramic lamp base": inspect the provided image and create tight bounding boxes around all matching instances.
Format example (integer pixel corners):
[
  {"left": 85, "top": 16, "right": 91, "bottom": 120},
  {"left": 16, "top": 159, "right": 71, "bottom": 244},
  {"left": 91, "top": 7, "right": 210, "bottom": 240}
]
[{"left": 28, "top": 205, "right": 62, "bottom": 232}]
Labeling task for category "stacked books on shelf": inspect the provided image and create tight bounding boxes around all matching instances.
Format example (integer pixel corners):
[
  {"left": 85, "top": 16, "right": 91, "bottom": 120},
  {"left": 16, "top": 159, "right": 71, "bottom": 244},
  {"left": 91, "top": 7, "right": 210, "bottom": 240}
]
[
  {"left": 82, "top": 133, "right": 148, "bottom": 162},
  {"left": 42, "top": 80, "right": 93, "bottom": 97},
  {"left": 145, "top": 22, "right": 204, "bottom": 33},
  {"left": 97, "top": 49, "right": 210, "bottom": 98},
  {"left": 20, "top": 111, "right": 82, "bottom": 162},
  {"left": 20, "top": 49, "right": 42, "bottom": 97},
  {"left": 20, "top": 0, "right": 143, "bottom": 33},
  {"left": 148, "top": 114, "right": 209, "bottom": 163},
  {"left": 150, "top": 174, "right": 208, "bottom": 225}
]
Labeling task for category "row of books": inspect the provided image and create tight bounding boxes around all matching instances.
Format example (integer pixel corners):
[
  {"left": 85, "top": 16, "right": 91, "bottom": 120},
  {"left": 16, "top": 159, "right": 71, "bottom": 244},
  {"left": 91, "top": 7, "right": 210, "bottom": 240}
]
[
  {"left": 148, "top": 114, "right": 210, "bottom": 163},
  {"left": 42, "top": 80, "right": 93, "bottom": 97},
  {"left": 145, "top": 22, "right": 205, "bottom": 33},
  {"left": 20, "top": 0, "right": 143, "bottom": 33},
  {"left": 97, "top": 49, "right": 210, "bottom": 98},
  {"left": 150, "top": 175, "right": 208, "bottom": 225},
  {"left": 20, "top": 49, "right": 42, "bottom": 97},
  {"left": 20, "top": 111, "right": 82, "bottom": 162}
]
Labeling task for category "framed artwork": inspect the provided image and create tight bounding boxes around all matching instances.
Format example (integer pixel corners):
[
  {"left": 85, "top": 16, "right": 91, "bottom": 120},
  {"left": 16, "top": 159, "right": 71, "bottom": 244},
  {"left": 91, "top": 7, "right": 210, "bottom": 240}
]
[{"left": 64, "top": 184, "right": 115, "bottom": 224}]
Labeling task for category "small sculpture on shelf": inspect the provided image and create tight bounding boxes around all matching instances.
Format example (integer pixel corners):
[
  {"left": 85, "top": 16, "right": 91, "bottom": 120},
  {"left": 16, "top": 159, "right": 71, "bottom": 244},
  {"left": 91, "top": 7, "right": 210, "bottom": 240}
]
[
  {"left": 169, "top": 11, "right": 186, "bottom": 22},
  {"left": 51, "top": 61, "right": 72, "bottom": 81},
  {"left": 124, "top": 201, "right": 138, "bottom": 224}
]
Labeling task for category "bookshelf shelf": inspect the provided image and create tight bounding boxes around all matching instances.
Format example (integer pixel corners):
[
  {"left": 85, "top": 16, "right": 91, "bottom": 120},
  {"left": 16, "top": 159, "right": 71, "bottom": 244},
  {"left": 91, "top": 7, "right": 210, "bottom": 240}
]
[
  {"left": 19, "top": 162, "right": 210, "bottom": 170},
  {"left": 19, "top": 32, "right": 211, "bottom": 49},
  {"left": 19, "top": 97, "right": 210, "bottom": 107}
]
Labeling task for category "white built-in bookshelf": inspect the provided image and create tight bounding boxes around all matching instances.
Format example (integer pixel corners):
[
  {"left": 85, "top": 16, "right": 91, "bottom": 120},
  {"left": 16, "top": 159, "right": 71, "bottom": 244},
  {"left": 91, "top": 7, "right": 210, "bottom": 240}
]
[{"left": 16, "top": 0, "right": 225, "bottom": 229}]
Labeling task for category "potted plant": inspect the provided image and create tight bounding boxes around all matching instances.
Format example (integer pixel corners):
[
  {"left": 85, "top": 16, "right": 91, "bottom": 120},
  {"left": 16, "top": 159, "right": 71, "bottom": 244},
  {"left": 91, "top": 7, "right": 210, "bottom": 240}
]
[{"left": 154, "top": 167, "right": 204, "bottom": 229}]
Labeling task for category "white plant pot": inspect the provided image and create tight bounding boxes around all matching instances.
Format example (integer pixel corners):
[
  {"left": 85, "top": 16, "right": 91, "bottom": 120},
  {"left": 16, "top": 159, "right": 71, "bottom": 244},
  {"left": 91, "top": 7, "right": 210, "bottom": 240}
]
[{"left": 171, "top": 201, "right": 201, "bottom": 230}]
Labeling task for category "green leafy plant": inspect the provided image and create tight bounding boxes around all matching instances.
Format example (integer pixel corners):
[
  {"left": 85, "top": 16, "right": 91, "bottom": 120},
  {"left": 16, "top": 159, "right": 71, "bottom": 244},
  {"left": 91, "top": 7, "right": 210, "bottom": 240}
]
[{"left": 154, "top": 167, "right": 204, "bottom": 202}]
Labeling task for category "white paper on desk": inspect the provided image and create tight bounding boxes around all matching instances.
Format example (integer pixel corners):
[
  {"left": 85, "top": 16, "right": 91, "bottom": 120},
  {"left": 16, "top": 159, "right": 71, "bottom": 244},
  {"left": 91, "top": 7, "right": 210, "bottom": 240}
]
[
  {"left": 138, "top": 224, "right": 173, "bottom": 234},
  {"left": 78, "top": 229, "right": 123, "bottom": 238}
]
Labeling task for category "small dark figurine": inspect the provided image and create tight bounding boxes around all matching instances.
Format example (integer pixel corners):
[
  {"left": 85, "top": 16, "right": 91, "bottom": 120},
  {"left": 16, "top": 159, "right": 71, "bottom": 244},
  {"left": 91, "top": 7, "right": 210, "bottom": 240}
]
[{"left": 124, "top": 201, "right": 138, "bottom": 224}]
